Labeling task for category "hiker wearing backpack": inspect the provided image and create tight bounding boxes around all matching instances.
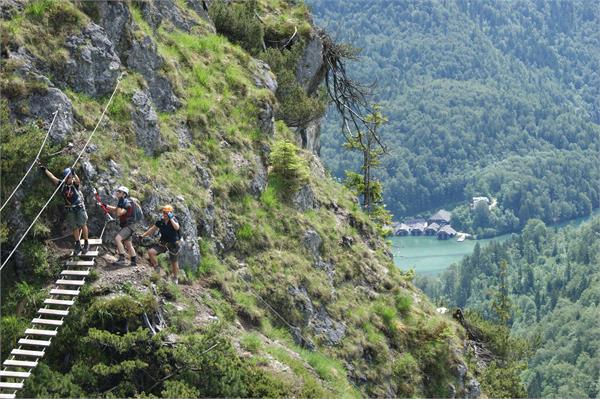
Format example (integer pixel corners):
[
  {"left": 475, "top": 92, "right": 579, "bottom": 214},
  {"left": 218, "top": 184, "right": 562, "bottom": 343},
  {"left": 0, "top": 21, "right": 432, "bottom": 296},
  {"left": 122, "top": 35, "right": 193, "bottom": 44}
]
[
  {"left": 39, "top": 165, "right": 90, "bottom": 255},
  {"left": 106, "top": 186, "right": 138, "bottom": 266},
  {"left": 140, "top": 205, "right": 181, "bottom": 284}
]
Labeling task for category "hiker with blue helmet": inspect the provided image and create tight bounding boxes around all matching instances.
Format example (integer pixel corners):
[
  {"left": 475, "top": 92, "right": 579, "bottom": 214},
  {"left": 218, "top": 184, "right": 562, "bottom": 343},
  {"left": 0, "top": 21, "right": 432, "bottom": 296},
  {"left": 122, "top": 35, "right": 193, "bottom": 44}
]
[
  {"left": 39, "top": 165, "right": 90, "bottom": 255},
  {"left": 106, "top": 185, "right": 137, "bottom": 267}
]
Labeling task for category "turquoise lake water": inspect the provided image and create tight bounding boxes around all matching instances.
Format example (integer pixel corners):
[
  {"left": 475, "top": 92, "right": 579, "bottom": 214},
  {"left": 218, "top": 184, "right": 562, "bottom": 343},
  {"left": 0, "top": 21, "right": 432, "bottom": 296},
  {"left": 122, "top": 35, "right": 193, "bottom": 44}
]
[{"left": 391, "top": 209, "right": 600, "bottom": 275}]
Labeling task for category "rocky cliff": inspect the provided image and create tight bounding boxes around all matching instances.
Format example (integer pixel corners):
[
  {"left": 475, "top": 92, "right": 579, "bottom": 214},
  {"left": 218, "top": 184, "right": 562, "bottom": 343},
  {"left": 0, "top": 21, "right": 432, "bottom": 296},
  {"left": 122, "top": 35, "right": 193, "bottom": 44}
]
[{"left": 1, "top": 1, "right": 481, "bottom": 397}]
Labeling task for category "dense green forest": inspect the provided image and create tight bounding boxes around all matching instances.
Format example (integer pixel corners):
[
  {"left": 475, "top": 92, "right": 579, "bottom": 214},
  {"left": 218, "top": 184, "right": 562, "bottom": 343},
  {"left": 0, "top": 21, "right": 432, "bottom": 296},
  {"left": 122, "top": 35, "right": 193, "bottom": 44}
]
[
  {"left": 416, "top": 217, "right": 600, "bottom": 397},
  {"left": 309, "top": 0, "right": 600, "bottom": 234}
]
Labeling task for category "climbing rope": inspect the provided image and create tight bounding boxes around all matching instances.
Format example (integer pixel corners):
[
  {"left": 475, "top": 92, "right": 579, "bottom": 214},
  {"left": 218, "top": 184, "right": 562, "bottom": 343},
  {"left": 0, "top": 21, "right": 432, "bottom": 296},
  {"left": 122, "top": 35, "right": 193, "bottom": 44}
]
[
  {"left": 0, "top": 110, "right": 58, "bottom": 212},
  {"left": 0, "top": 72, "right": 126, "bottom": 272}
]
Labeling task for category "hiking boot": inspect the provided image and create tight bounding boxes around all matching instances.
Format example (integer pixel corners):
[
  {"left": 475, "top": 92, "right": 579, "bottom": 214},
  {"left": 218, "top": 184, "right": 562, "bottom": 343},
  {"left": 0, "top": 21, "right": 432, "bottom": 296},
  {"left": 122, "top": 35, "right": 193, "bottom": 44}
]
[
  {"left": 130, "top": 256, "right": 137, "bottom": 267},
  {"left": 82, "top": 240, "right": 89, "bottom": 254},
  {"left": 73, "top": 241, "right": 82, "bottom": 256},
  {"left": 113, "top": 254, "right": 127, "bottom": 266}
]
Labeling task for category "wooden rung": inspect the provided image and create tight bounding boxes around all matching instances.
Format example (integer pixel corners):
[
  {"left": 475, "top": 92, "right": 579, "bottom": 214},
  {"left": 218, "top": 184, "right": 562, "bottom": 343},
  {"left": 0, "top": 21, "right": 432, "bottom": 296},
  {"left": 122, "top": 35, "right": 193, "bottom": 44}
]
[
  {"left": 61, "top": 270, "right": 90, "bottom": 276},
  {"left": 44, "top": 299, "right": 74, "bottom": 306},
  {"left": 3, "top": 359, "right": 37, "bottom": 368},
  {"left": 65, "top": 260, "right": 94, "bottom": 267},
  {"left": 18, "top": 338, "right": 51, "bottom": 347},
  {"left": 50, "top": 289, "right": 79, "bottom": 296},
  {"left": 55, "top": 279, "right": 85, "bottom": 286},
  {"left": 80, "top": 238, "right": 102, "bottom": 245},
  {"left": 38, "top": 308, "right": 69, "bottom": 316},
  {"left": 0, "top": 393, "right": 16, "bottom": 399},
  {"left": 10, "top": 349, "right": 44, "bottom": 358},
  {"left": 25, "top": 328, "right": 57, "bottom": 337},
  {"left": 0, "top": 370, "right": 31, "bottom": 378},
  {"left": 69, "top": 250, "right": 98, "bottom": 257},
  {"left": 32, "top": 318, "right": 63, "bottom": 326},
  {"left": 0, "top": 382, "right": 23, "bottom": 390}
]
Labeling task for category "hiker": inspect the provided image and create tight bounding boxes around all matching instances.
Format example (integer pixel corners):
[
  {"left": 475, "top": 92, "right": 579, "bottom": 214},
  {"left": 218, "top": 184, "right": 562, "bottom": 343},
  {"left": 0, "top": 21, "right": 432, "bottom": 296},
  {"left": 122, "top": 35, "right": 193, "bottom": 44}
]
[
  {"left": 140, "top": 205, "right": 181, "bottom": 284},
  {"left": 106, "top": 186, "right": 138, "bottom": 267},
  {"left": 39, "top": 165, "right": 89, "bottom": 255}
]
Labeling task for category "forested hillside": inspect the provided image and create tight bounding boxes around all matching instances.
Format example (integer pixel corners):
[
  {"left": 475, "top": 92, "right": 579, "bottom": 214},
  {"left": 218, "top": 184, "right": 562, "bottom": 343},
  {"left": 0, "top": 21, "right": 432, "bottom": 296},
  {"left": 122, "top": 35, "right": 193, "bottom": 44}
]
[
  {"left": 309, "top": 0, "right": 600, "bottom": 235},
  {"left": 417, "top": 217, "right": 600, "bottom": 397}
]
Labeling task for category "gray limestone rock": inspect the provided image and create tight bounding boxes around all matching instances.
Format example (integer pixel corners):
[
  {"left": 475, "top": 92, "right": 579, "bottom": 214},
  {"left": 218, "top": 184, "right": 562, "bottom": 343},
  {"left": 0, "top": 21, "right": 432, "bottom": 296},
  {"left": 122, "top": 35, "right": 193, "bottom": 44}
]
[
  {"left": 295, "top": 32, "right": 326, "bottom": 96},
  {"left": 295, "top": 118, "right": 321, "bottom": 155},
  {"left": 93, "top": 0, "right": 131, "bottom": 54},
  {"left": 139, "top": 0, "right": 198, "bottom": 32},
  {"left": 7, "top": 49, "right": 74, "bottom": 143},
  {"left": 302, "top": 229, "right": 322, "bottom": 259},
  {"left": 126, "top": 36, "right": 180, "bottom": 112},
  {"left": 253, "top": 59, "right": 278, "bottom": 93},
  {"left": 131, "top": 90, "right": 164, "bottom": 156},
  {"left": 199, "top": 204, "right": 215, "bottom": 237},
  {"left": 309, "top": 307, "right": 346, "bottom": 345},
  {"left": 249, "top": 155, "right": 268, "bottom": 196},
  {"left": 292, "top": 184, "right": 319, "bottom": 212},
  {"left": 63, "top": 23, "right": 121, "bottom": 97},
  {"left": 186, "top": 0, "right": 215, "bottom": 29},
  {"left": 28, "top": 88, "right": 74, "bottom": 144},
  {"left": 257, "top": 101, "right": 275, "bottom": 136},
  {"left": 315, "top": 259, "right": 335, "bottom": 282},
  {"left": 1, "top": 0, "right": 24, "bottom": 20}
]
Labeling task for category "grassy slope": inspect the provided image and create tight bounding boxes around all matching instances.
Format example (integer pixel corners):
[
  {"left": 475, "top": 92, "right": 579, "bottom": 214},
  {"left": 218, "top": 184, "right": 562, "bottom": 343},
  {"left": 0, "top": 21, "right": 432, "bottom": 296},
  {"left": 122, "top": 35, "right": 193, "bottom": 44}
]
[{"left": 1, "top": 1, "right": 476, "bottom": 397}]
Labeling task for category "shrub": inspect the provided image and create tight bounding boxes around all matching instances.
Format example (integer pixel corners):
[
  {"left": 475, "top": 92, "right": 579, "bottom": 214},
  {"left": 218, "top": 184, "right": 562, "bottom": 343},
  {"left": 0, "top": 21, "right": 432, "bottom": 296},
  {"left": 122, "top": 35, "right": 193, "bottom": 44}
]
[
  {"left": 209, "top": 0, "right": 264, "bottom": 55},
  {"left": 269, "top": 140, "right": 309, "bottom": 194},
  {"left": 395, "top": 294, "right": 413, "bottom": 314},
  {"left": 392, "top": 353, "right": 421, "bottom": 397}
]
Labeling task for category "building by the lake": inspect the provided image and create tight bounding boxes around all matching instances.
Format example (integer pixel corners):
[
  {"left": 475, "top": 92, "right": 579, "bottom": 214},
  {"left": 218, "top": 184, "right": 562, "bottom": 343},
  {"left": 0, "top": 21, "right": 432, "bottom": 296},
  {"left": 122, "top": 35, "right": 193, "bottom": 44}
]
[{"left": 394, "top": 209, "right": 457, "bottom": 239}]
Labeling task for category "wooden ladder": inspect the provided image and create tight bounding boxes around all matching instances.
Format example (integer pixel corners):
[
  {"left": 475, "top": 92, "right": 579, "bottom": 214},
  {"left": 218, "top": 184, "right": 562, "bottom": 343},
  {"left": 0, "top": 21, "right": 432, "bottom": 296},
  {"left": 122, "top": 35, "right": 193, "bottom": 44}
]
[{"left": 0, "top": 239, "right": 102, "bottom": 399}]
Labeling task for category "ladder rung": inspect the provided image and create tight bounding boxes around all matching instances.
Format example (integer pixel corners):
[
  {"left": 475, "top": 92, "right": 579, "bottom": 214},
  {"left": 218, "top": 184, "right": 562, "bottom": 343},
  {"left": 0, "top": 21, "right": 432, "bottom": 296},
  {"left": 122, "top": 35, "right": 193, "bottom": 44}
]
[
  {"left": 44, "top": 299, "right": 74, "bottom": 306},
  {"left": 38, "top": 308, "right": 69, "bottom": 316},
  {"left": 0, "top": 370, "right": 31, "bottom": 378},
  {"left": 3, "top": 359, "right": 37, "bottom": 368},
  {"left": 70, "top": 250, "right": 98, "bottom": 257},
  {"left": 65, "top": 260, "right": 94, "bottom": 267},
  {"left": 80, "top": 238, "right": 102, "bottom": 245},
  {"left": 0, "top": 382, "right": 23, "bottom": 390},
  {"left": 50, "top": 289, "right": 79, "bottom": 296},
  {"left": 10, "top": 349, "right": 44, "bottom": 358},
  {"left": 25, "top": 328, "right": 57, "bottom": 337},
  {"left": 32, "top": 318, "right": 63, "bottom": 326},
  {"left": 18, "top": 338, "right": 52, "bottom": 347},
  {"left": 61, "top": 270, "right": 90, "bottom": 276},
  {"left": 55, "top": 279, "right": 85, "bottom": 286},
  {"left": 0, "top": 393, "right": 16, "bottom": 399}
]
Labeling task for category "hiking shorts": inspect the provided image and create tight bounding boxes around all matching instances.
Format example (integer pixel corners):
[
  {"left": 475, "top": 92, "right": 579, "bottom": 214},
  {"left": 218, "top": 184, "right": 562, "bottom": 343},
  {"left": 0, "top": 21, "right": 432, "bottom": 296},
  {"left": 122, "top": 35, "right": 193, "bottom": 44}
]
[
  {"left": 65, "top": 206, "right": 87, "bottom": 229},
  {"left": 151, "top": 241, "right": 180, "bottom": 262},
  {"left": 117, "top": 225, "right": 135, "bottom": 241}
]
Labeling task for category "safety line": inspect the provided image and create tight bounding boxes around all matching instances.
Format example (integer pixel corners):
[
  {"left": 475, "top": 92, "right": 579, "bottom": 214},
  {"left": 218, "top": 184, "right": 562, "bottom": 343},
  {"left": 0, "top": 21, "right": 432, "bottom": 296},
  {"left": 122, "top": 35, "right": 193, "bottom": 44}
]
[{"left": 0, "top": 72, "right": 125, "bottom": 272}]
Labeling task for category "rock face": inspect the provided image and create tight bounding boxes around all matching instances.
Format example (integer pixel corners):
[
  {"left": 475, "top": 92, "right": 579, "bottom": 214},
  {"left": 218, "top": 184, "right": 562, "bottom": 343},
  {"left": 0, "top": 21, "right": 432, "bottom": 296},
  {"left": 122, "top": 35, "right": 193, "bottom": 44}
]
[
  {"left": 292, "top": 184, "right": 319, "bottom": 212},
  {"left": 138, "top": 0, "right": 198, "bottom": 32},
  {"left": 293, "top": 31, "right": 327, "bottom": 155},
  {"left": 7, "top": 49, "right": 74, "bottom": 143},
  {"left": 249, "top": 156, "right": 268, "bottom": 196},
  {"left": 131, "top": 90, "right": 163, "bottom": 156},
  {"left": 288, "top": 286, "right": 346, "bottom": 346},
  {"left": 125, "top": 36, "right": 180, "bottom": 112},
  {"left": 63, "top": 23, "right": 121, "bottom": 97},
  {"left": 93, "top": 0, "right": 131, "bottom": 54},
  {"left": 295, "top": 119, "right": 321, "bottom": 155},
  {"left": 302, "top": 229, "right": 322, "bottom": 259},
  {"left": 28, "top": 89, "right": 75, "bottom": 144},
  {"left": 295, "top": 32, "right": 327, "bottom": 96}
]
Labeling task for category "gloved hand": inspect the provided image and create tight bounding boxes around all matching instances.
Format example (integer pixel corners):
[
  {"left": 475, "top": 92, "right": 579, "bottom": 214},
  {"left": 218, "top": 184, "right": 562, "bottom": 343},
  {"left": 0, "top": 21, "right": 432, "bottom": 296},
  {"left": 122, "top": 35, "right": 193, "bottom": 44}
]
[
  {"left": 167, "top": 212, "right": 174, "bottom": 219},
  {"left": 38, "top": 165, "right": 47, "bottom": 172}
]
